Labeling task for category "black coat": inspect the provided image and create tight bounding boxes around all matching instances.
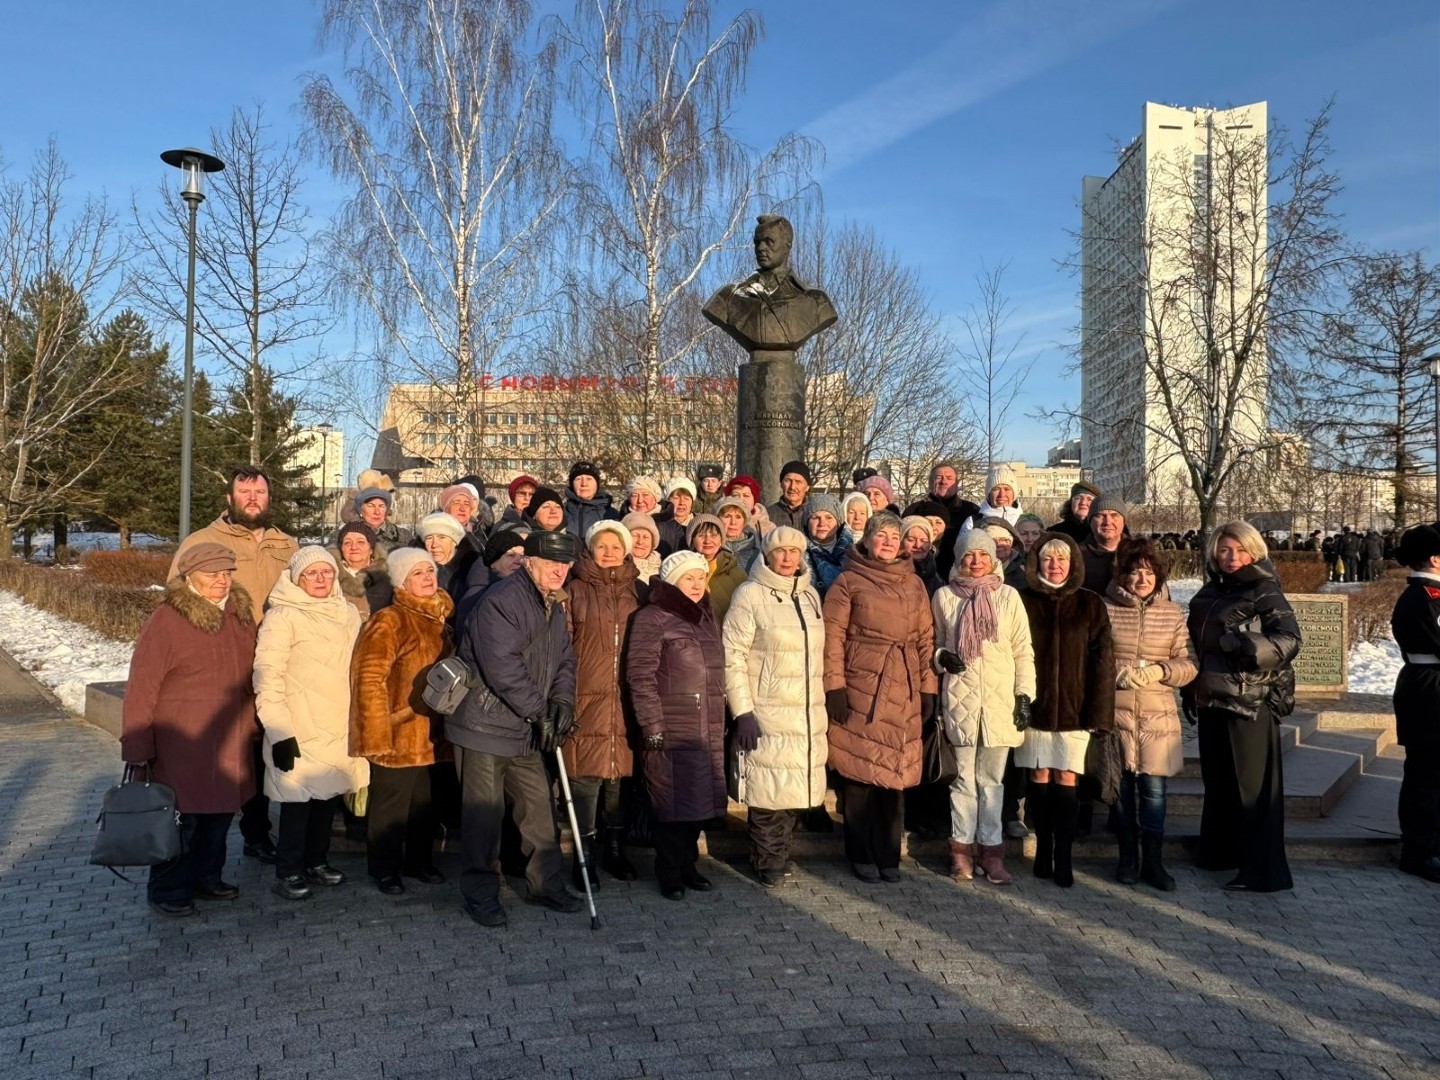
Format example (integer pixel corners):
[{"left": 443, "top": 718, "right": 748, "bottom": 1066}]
[
  {"left": 562, "top": 489, "right": 621, "bottom": 542},
  {"left": 1185, "top": 561, "right": 1301, "bottom": 722},
  {"left": 1048, "top": 513, "right": 1091, "bottom": 543},
  {"left": 447, "top": 570, "right": 576, "bottom": 758},
  {"left": 625, "top": 579, "right": 728, "bottom": 823},
  {"left": 654, "top": 509, "right": 693, "bottom": 558},
  {"left": 1391, "top": 575, "right": 1440, "bottom": 750},
  {"left": 1080, "top": 538, "right": 1118, "bottom": 595},
  {"left": 932, "top": 493, "right": 980, "bottom": 579},
  {"left": 1019, "top": 533, "right": 1116, "bottom": 733}
]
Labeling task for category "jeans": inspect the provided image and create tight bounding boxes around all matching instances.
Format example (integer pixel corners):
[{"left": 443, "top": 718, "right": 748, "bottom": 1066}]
[
  {"left": 948, "top": 743, "right": 1011, "bottom": 845},
  {"left": 1117, "top": 771, "right": 1166, "bottom": 834},
  {"left": 148, "top": 812, "right": 232, "bottom": 904}
]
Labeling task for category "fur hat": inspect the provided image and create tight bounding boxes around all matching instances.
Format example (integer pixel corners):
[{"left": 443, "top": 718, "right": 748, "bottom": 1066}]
[
  {"left": 525, "top": 529, "right": 577, "bottom": 563},
  {"left": 1397, "top": 525, "right": 1440, "bottom": 569},
  {"left": 807, "top": 493, "right": 842, "bottom": 523},
  {"left": 625, "top": 475, "right": 663, "bottom": 502},
  {"left": 852, "top": 466, "right": 879, "bottom": 485},
  {"left": 900, "top": 516, "right": 933, "bottom": 543},
  {"left": 724, "top": 475, "right": 761, "bottom": 502},
  {"left": 527, "top": 486, "right": 565, "bottom": 519},
  {"left": 686, "top": 514, "right": 724, "bottom": 548},
  {"left": 439, "top": 483, "right": 478, "bottom": 512},
  {"left": 779, "top": 459, "right": 813, "bottom": 485},
  {"left": 353, "top": 486, "right": 392, "bottom": 513},
  {"left": 621, "top": 512, "right": 660, "bottom": 549},
  {"left": 508, "top": 474, "right": 539, "bottom": 502},
  {"left": 659, "top": 549, "right": 709, "bottom": 586},
  {"left": 288, "top": 545, "right": 337, "bottom": 584},
  {"left": 1090, "top": 495, "right": 1130, "bottom": 519},
  {"left": 696, "top": 463, "right": 724, "bottom": 481},
  {"left": 858, "top": 474, "right": 895, "bottom": 504},
  {"left": 417, "top": 511, "right": 465, "bottom": 543},
  {"left": 585, "top": 519, "right": 633, "bottom": 557},
  {"left": 356, "top": 468, "right": 395, "bottom": 493},
  {"left": 763, "top": 526, "right": 809, "bottom": 554},
  {"left": 567, "top": 460, "right": 600, "bottom": 487},
  {"left": 386, "top": 546, "right": 435, "bottom": 588},
  {"left": 663, "top": 476, "right": 697, "bottom": 501},
  {"left": 484, "top": 525, "right": 530, "bottom": 566},
  {"left": 175, "top": 542, "right": 236, "bottom": 577}
]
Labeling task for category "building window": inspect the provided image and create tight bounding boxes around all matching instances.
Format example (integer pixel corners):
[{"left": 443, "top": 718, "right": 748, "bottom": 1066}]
[
  {"left": 524, "top": 433, "right": 537, "bottom": 447},
  {"left": 484, "top": 412, "right": 498, "bottom": 425},
  {"left": 522, "top": 413, "right": 537, "bottom": 425},
  {"left": 503, "top": 433, "right": 518, "bottom": 447}
]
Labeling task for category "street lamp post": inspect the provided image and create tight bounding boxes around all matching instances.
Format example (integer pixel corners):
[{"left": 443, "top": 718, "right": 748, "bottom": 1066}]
[
  {"left": 161, "top": 147, "right": 225, "bottom": 539},
  {"left": 316, "top": 423, "right": 335, "bottom": 532},
  {"left": 1426, "top": 354, "right": 1440, "bottom": 524}
]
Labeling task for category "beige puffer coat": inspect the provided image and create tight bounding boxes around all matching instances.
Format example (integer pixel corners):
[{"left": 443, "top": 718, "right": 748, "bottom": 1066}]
[
  {"left": 1103, "top": 579, "right": 1198, "bottom": 776},
  {"left": 931, "top": 573, "right": 1036, "bottom": 750},
  {"left": 254, "top": 575, "right": 368, "bottom": 801},
  {"left": 722, "top": 558, "right": 828, "bottom": 810}
]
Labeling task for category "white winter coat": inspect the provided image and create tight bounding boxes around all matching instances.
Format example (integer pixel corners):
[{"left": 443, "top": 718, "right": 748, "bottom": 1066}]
[
  {"left": 254, "top": 575, "right": 368, "bottom": 802},
  {"left": 931, "top": 574, "right": 1036, "bottom": 750},
  {"left": 722, "top": 558, "right": 828, "bottom": 810},
  {"left": 960, "top": 501, "right": 1023, "bottom": 531}
]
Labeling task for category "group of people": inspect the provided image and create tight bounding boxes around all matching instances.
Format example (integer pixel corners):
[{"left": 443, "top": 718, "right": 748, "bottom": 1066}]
[{"left": 116, "top": 452, "right": 1440, "bottom": 921}]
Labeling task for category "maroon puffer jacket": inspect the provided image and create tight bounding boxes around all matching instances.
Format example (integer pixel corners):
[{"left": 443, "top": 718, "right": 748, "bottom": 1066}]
[{"left": 625, "top": 578, "right": 728, "bottom": 823}]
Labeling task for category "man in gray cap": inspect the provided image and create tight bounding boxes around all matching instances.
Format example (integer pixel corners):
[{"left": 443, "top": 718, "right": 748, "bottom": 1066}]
[
  {"left": 1081, "top": 495, "right": 1130, "bottom": 594},
  {"left": 448, "top": 529, "right": 583, "bottom": 926}
]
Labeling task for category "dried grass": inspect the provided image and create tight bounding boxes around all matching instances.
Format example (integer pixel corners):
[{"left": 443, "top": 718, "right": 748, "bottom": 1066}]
[
  {"left": 81, "top": 549, "right": 171, "bottom": 587},
  {"left": 1348, "top": 570, "right": 1407, "bottom": 645},
  {"left": 1270, "top": 553, "right": 1329, "bottom": 596},
  {"left": 0, "top": 559, "right": 160, "bottom": 641}
]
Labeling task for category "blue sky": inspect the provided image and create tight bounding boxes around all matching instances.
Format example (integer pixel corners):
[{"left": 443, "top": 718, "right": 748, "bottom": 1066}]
[{"left": 2, "top": 0, "right": 1437, "bottom": 469}]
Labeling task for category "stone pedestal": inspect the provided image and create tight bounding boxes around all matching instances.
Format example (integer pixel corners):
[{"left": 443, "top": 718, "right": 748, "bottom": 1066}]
[{"left": 736, "top": 351, "right": 806, "bottom": 506}]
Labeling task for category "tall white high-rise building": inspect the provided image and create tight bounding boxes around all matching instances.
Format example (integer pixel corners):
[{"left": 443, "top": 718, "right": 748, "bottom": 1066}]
[{"left": 1080, "top": 101, "right": 1269, "bottom": 503}]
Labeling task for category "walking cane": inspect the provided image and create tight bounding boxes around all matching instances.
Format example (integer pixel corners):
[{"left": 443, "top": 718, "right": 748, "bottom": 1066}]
[{"left": 553, "top": 748, "right": 600, "bottom": 930}]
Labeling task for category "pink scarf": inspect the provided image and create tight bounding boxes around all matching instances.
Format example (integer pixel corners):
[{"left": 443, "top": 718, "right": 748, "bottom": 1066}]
[{"left": 949, "top": 574, "right": 1003, "bottom": 664}]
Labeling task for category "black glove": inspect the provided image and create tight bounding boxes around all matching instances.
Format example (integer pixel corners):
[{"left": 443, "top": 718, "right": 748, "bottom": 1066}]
[
  {"left": 734, "top": 711, "right": 761, "bottom": 753},
  {"left": 644, "top": 732, "right": 665, "bottom": 751},
  {"left": 530, "top": 714, "right": 559, "bottom": 754},
  {"left": 920, "top": 693, "right": 937, "bottom": 726},
  {"left": 1182, "top": 692, "right": 1200, "bottom": 727},
  {"left": 936, "top": 649, "right": 966, "bottom": 675},
  {"left": 1013, "top": 694, "right": 1032, "bottom": 732},
  {"left": 546, "top": 699, "right": 577, "bottom": 743},
  {"left": 271, "top": 737, "right": 300, "bottom": 772},
  {"left": 825, "top": 689, "right": 848, "bottom": 727}
]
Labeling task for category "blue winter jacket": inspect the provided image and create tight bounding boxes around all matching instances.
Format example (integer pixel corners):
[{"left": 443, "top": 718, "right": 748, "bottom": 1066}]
[{"left": 807, "top": 532, "right": 852, "bottom": 598}]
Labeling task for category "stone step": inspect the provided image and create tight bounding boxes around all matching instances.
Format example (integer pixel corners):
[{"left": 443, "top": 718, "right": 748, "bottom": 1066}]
[
  {"left": 1304, "top": 693, "right": 1395, "bottom": 738},
  {"left": 1302, "top": 727, "right": 1393, "bottom": 767},
  {"left": 1168, "top": 739, "right": 1360, "bottom": 818}
]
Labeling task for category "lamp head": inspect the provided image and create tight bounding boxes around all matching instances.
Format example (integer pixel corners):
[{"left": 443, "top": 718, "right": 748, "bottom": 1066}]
[{"left": 160, "top": 147, "right": 225, "bottom": 203}]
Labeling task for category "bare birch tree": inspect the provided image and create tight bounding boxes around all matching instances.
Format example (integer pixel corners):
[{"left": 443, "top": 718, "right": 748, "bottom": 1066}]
[
  {"left": 0, "top": 142, "right": 134, "bottom": 557},
  {"left": 130, "top": 105, "right": 330, "bottom": 466},
  {"left": 954, "top": 262, "right": 1033, "bottom": 468},
  {"left": 554, "top": 0, "right": 815, "bottom": 467},
  {"left": 303, "top": 0, "right": 568, "bottom": 479}
]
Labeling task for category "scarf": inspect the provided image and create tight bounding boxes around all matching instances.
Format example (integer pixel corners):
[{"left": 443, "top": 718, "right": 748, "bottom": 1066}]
[{"left": 949, "top": 573, "right": 1003, "bottom": 663}]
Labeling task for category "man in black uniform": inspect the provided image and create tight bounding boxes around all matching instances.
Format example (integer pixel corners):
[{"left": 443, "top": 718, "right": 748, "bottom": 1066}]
[{"left": 1391, "top": 524, "right": 1440, "bottom": 884}]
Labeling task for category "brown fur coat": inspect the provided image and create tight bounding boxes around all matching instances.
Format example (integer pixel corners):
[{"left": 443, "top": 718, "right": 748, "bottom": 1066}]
[{"left": 348, "top": 586, "right": 453, "bottom": 767}]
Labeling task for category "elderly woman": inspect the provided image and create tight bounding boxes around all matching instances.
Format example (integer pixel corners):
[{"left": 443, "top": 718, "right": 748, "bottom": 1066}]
[
  {"left": 962, "top": 465, "right": 1023, "bottom": 529},
  {"left": 804, "top": 494, "right": 850, "bottom": 599},
  {"left": 564, "top": 520, "right": 643, "bottom": 887},
  {"left": 622, "top": 512, "right": 661, "bottom": 583},
  {"left": 688, "top": 514, "right": 747, "bottom": 622},
  {"left": 350, "top": 547, "right": 454, "bottom": 895},
  {"left": 254, "top": 547, "right": 367, "bottom": 900},
  {"left": 1103, "top": 538, "right": 1197, "bottom": 890},
  {"left": 1185, "top": 521, "right": 1300, "bottom": 893},
  {"left": 823, "top": 512, "right": 937, "bottom": 883},
  {"left": 334, "top": 521, "right": 392, "bottom": 619},
  {"left": 902, "top": 516, "right": 944, "bottom": 596},
  {"left": 350, "top": 486, "right": 410, "bottom": 554},
  {"left": 723, "top": 475, "right": 773, "bottom": 538},
  {"left": 933, "top": 530, "right": 1035, "bottom": 886},
  {"left": 120, "top": 543, "right": 258, "bottom": 916},
  {"left": 1019, "top": 532, "right": 1116, "bottom": 888},
  {"left": 502, "top": 475, "right": 538, "bottom": 525},
  {"left": 723, "top": 527, "right": 828, "bottom": 886},
  {"left": 714, "top": 495, "right": 760, "bottom": 572},
  {"left": 624, "top": 475, "right": 663, "bottom": 517},
  {"left": 415, "top": 511, "right": 474, "bottom": 609},
  {"left": 841, "top": 491, "right": 871, "bottom": 544},
  {"left": 526, "top": 487, "right": 568, "bottom": 534},
  {"left": 858, "top": 475, "right": 897, "bottom": 515},
  {"left": 1015, "top": 513, "right": 1045, "bottom": 555},
  {"left": 627, "top": 550, "right": 728, "bottom": 900}
]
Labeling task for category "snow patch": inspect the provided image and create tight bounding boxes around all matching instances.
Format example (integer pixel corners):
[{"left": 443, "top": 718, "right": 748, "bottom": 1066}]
[
  {"left": 0, "top": 589, "right": 133, "bottom": 714},
  {"left": 1347, "top": 639, "right": 1401, "bottom": 697}
]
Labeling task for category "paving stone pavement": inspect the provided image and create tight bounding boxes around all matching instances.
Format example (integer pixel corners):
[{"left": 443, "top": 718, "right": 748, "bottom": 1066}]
[{"left": 2, "top": 656, "right": 1438, "bottom": 1080}]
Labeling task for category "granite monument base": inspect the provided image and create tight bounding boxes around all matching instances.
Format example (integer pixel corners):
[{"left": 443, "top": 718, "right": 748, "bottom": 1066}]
[{"left": 736, "top": 351, "right": 806, "bottom": 506}]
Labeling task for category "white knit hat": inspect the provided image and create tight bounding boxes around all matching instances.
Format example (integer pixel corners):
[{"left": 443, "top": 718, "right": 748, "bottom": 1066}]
[
  {"left": 585, "top": 519, "right": 633, "bottom": 557},
  {"left": 387, "top": 546, "right": 436, "bottom": 588},
  {"left": 663, "top": 477, "right": 697, "bottom": 500},
  {"left": 763, "top": 526, "right": 809, "bottom": 554},
  {"left": 659, "top": 549, "right": 708, "bottom": 586},
  {"left": 900, "top": 516, "right": 934, "bottom": 544},
  {"left": 625, "top": 475, "right": 663, "bottom": 501},
  {"left": 417, "top": 511, "right": 465, "bottom": 543},
  {"left": 288, "top": 545, "right": 337, "bottom": 584},
  {"left": 986, "top": 463, "right": 1019, "bottom": 497}
]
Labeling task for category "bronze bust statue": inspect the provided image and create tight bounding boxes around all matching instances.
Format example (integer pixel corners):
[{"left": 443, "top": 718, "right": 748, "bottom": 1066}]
[{"left": 703, "top": 214, "right": 837, "bottom": 355}]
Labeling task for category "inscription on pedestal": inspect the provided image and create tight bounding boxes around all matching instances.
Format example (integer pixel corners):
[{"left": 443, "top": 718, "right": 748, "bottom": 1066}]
[{"left": 1288, "top": 594, "right": 1347, "bottom": 697}]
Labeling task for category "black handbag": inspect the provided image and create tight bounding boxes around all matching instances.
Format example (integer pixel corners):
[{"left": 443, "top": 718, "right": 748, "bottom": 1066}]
[
  {"left": 1084, "top": 731, "right": 1124, "bottom": 806},
  {"left": 921, "top": 720, "right": 958, "bottom": 785},
  {"left": 89, "top": 765, "right": 182, "bottom": 875}
]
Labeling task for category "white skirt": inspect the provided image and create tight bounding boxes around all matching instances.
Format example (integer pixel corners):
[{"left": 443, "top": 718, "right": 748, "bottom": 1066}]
[{"left": 1014, "top": 730, "right": 1091, "bottom": 773}]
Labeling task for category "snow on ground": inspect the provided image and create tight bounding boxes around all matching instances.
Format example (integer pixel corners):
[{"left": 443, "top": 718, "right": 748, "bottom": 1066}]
[
  {"left": 0, "top": 590, "right": 133, "bottom": 714},
  {"left": 1167, "top": 578, "right": 1200, "bottom": 607},
  {"left": 1347, "top": 639, "right": 1401, "bottom": 697},
  {"left": 12, "top": 531, "right": 168, "bottom": 561}
]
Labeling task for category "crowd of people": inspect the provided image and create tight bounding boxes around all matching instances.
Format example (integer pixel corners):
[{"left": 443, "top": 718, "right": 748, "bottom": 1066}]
[{"left": 116, "top": 456, "right": 1440, "bottom": 920}]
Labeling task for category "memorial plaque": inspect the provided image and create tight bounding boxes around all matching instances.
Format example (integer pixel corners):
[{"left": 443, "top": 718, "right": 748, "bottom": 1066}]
[{"left": 1288, "top": 593, "right": 1347, "bottom": 697}]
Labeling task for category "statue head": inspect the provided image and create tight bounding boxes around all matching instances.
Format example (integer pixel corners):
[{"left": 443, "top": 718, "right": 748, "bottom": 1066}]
[{"left": 753, "top": 214, "right": 793, "bottom": 273}]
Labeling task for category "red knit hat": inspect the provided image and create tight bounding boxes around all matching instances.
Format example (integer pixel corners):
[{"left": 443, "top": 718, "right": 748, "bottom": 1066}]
[
  {"left": 724, "top": 474, "right": 761, "bottom": 502},
  {"left": 508, "top": 474, "right": 539, "bottom": 502}
]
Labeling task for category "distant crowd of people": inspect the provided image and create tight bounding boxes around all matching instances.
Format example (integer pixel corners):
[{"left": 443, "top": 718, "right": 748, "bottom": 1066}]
[{"left": 116, "top": 456, "right": 1440, "bottom": 921}]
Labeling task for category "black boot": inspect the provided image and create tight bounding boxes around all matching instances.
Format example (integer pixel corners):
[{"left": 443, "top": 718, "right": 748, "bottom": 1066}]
[
  {"left": 1141, "top": 831, "right": 1176, "bottom": 891},
  {"left": 1028, "top": 780, "right": 1053, "bottom": 879},
  {"left": 1052, "top": 784, "right": 1078, "bottom": 888},
  {"left": 572, "top": 834, "right": 600, "bottom": 892},
  {"left": 1116, "top": 830, "right": 1140, "bottom": 885},
  {"left": 601, "top": 826, "right": 638, "bottom": 881}
]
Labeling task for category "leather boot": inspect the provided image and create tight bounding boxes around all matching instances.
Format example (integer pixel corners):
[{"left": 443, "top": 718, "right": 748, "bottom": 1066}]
[
  {"left": 572, "top": 834, "right": 600, "bottom": 892},
  {"left": 947, "top": 839, "right": 974, "bottom": 881},
  {"left": 1115, "top": 830, "right": 1140, "bottom": 884},
  {"left": 1141, "top": 831, "right": 1176, "bottom": 891},
  {"left": 978, "top": 844, "right": 1011, "bottom": 885},
  {"left": 1052, "top": 784, "right": 1078, "bottom": 888},
  {"left": 1027, "top": 780, "right": 1053, "bottom": 879},
  {"left": 602, "top": 826, "right": 638, "bottom": 881}
]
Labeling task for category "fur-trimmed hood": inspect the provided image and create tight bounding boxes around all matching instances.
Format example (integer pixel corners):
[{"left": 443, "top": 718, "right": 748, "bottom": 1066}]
[
  {"left": 163, "top": 580, "right": 257, "bottom": 632},
  {"left": 1024, "top": 531, "right": 1084, "bottom": 599}
]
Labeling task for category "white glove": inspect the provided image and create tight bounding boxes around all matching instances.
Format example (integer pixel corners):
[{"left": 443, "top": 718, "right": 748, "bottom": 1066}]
[{"left": 1129, "top": 664, "right": 1167, "bottom": 688}]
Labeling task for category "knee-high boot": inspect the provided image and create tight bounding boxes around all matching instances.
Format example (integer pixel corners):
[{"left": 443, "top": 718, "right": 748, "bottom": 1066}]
[
  {"left": 1141, "top": 831, "right": 1176, "bottom": 891},
  {"left": 1052, "top": 783, "right": 1079, "bottom": 888},
  {"left": 602, "top": 825, "right": 638, "bottom": 881},
  {"left": 1028, "top": 780, "right": 1053, "bottom": 879}
]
